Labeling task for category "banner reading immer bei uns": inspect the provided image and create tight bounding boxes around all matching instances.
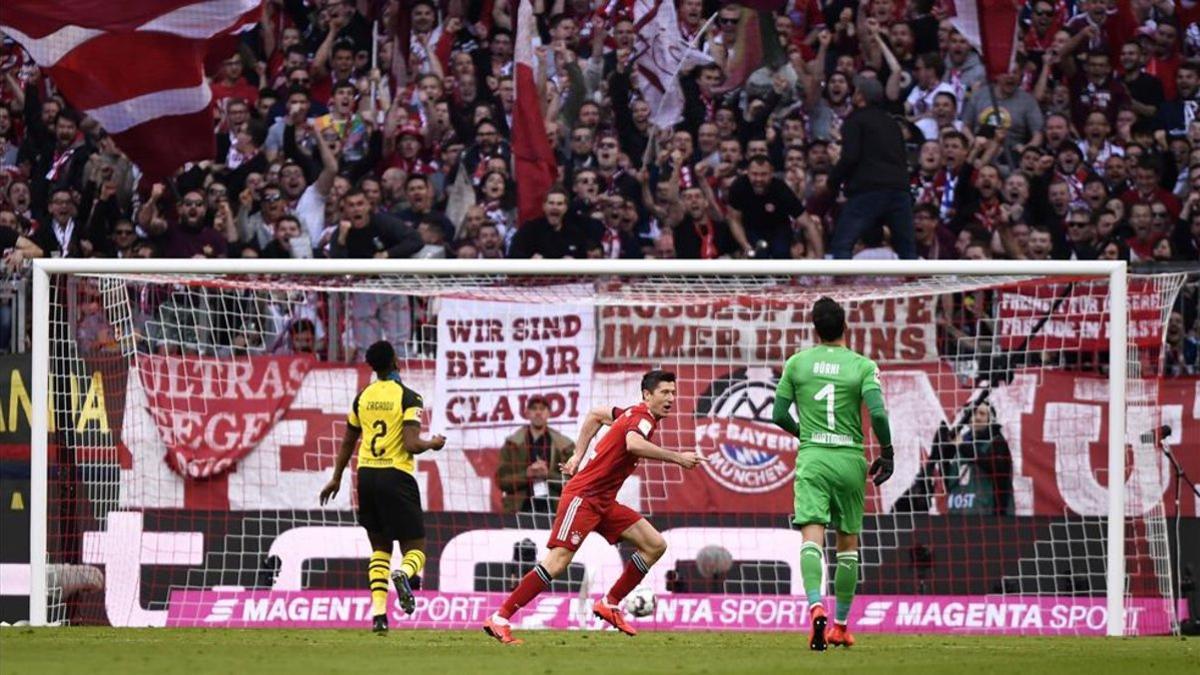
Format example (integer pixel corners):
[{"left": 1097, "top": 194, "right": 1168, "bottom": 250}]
[
  {"left": 433, "top": 297, "right": 595, "bottom": 449},
  {"left": 598, "top": 296, "right": 939, "bottom": 365}
]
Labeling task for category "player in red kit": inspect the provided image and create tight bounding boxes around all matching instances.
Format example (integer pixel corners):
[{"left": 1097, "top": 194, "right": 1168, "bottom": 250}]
[{"left": 483, "top": 370, "right": 704, "bottom": 645}]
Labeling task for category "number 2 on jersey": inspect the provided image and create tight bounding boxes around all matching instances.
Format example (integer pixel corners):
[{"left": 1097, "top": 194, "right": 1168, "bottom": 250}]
[
  {"left": 814, "top": 383, "right": 836, "bottom": 430},
  {"left": 369, "top": 420, "right": 387, "bottom": 457}
]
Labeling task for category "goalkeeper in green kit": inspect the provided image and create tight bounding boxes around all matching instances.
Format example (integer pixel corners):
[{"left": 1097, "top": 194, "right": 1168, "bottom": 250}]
[{"left": 772, "top": 297, "right": 894, "bottom": 651}]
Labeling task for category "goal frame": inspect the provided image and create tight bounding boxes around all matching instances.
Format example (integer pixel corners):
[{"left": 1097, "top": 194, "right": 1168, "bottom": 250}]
[{"left": 27, "top": 258, "right": 1129, "bottom": 634}]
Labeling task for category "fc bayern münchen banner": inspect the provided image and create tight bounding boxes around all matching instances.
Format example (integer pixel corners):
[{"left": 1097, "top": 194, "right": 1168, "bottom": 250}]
[{"left": 433, "top": 294, "right": 595, "bottom": 449}]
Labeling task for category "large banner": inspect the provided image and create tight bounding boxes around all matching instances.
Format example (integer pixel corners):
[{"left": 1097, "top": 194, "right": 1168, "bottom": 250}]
[
  {"left": 997, "top": 279, "right": 1167, "bottom": 351},
  {"left": 433, "top": 296, "right": 595, "bottom": 449},
  {"left": 2, "top": 347, "right": 1189, "bottom": 517},
  {"left": 136, "top": 355, "right": 314, "bottom": 479},
  {"left": 598, "top": 296, "right": 940, "bottom": 365},
  {"left": 165, "top": 589, "right": 1180, "bottom": 636},
  {"left": 654, "top": 366, "right": 1200, "bottom": 518},
  {"left": 105, "top": 358, "right": 1200, "bottom": 518}
]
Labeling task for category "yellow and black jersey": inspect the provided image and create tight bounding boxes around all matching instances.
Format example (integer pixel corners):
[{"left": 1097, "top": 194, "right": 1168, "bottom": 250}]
[{"left": 348, "top": 377, "right": 424, "bottom": 473}]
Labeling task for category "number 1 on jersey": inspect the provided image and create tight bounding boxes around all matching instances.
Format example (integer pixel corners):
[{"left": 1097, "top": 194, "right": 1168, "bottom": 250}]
[{"left": 814, "top": 383, "right": 836, "bottom": 430}]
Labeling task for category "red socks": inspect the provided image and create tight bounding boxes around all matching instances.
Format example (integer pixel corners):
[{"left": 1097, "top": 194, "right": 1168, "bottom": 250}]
[
  {"left": 499, "top": 564, "right": 551, "bottom": 619},
  {"left": 500, "top": 552, "right": 654, "bottom": 619},
  {"left": 605, "top": 552, "right": 650, "bottom": 605}
]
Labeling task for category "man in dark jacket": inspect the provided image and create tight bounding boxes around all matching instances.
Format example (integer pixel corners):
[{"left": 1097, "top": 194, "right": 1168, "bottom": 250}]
[
  {"left": 495, "top": 396, "right": 574, "bottom": 519},
  {"left": 1155, "top": 62, "right": 1200, "bottom": 139},
  {"left": 330, "top": 188, "right": 423, "bottom": 259},
  {"left": 828, "top": 76, "right": 917, "bottom": 259},
  {"left": 726, "top": 156, "right": 805, "bottom": 258},
  {"left": 608, "top": 62, "right": 650, "bottom": 167},
  {"left": 22, "top": 83, "right": 94, "bottom": 217},
  {"left": 508, "top": 188, "right": 595, "bottom": 258}
]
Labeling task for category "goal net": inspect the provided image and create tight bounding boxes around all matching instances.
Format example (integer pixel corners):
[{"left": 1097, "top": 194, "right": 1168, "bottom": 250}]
[{"left": 29, "top": 261, "right": 1190, "bottom": 636}]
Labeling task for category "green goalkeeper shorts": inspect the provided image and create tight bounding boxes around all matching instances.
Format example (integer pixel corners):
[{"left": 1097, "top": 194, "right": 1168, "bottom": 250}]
[{"left": 792, "top": 448, "right": 868, "bottom": 534}]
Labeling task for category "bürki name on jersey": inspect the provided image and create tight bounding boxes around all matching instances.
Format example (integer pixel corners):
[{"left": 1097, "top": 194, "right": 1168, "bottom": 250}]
[{"left": 812, "top": 362, "right": 840, "bottom": 376}]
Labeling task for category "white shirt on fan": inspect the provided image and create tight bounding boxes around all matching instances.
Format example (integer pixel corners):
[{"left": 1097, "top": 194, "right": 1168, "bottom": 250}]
[
  {"left": 917, "top": 118, "right": 966, "bottom": 142},
  {"left": 906, "top": 81, "right": 958, "bottom": 117}
]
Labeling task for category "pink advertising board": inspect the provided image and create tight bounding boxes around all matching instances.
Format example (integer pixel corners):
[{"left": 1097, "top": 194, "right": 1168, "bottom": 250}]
[{"left": 167, "top": 590, "right": 1181, "bottom": 636}]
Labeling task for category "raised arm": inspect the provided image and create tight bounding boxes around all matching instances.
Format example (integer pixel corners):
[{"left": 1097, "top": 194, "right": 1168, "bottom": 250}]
[
  {"left": 261, "top": 0, "right": 278, "bottom": 59},
  {"left": 284, "top": 120, "right": 317, "bottom": 180},
  {"left": 858, "top": 16, "right": 883, "bottom": 70},
  {"left": 138, "top": 182, "right": 169, "bottom": 234},
  {"left": 974, "top": 128, "right": 1006, "bottom": 168},
  {"left": 560, "top": 51, "right": 587, "bottom": 128},
  {"left": 314, "top": 126, "right": 339, "bottom": 197},
  {"left": 874, "top": 31, "right": 903, "bottom": 102},
  {"left": 492, "top": 0, "right": 513, "bottom": 31},
  {"left": 696, "top": 163, "right": 724, "bottom": 220},
  {"left": 1032, "top": 52, "right": 1056, "bottom": 103},
  {"left": 804, "top": 29, "right": 832, "bottom": 112},
  {"left": 4, "top": 72, "right": 25, "bottom": 112},
  {"left": 312, "top": 14, "right": 347, "bottom": 79}
]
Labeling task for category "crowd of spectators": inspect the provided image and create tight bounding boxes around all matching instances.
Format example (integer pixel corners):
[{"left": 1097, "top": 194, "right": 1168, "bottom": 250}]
[{"left": 0, "top": 0, "right": 1195, "bottom": 367}]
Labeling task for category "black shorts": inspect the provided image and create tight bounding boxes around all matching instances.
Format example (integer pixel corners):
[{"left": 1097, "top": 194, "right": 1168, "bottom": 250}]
[{"left": 356, "top": 467, "right": 425, "bottom": 541}]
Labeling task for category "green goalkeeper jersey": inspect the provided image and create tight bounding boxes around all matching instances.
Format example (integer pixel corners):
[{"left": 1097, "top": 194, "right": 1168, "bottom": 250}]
[{"left": 775, "top": 344, "right": 882, "bottom": 451}]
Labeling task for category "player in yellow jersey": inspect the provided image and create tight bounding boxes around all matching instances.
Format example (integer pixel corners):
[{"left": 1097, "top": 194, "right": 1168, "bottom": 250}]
[{"left": 320, "top": 340, "right": 446, "bottom": 634}]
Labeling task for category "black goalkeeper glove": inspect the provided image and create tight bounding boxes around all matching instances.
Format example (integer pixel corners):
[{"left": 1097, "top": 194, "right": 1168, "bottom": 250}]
[{"left": 869, "top": 446, "right": 894, "bottom": 486}]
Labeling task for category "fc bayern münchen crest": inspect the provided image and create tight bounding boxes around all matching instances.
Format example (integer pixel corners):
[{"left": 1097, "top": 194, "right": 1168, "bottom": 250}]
[{"left": 693, "top": 367, "right": 796, "bottom": 494}]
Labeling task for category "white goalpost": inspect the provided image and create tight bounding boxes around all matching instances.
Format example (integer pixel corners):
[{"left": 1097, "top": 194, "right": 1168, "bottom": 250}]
[{"left": 27, "top": 259, "right": 1181, "bottom": 637}]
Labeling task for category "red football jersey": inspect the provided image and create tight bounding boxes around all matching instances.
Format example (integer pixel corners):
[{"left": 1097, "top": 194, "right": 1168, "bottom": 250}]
[{"left": 565, "top": 403, "right": 658, "bottom": 503}]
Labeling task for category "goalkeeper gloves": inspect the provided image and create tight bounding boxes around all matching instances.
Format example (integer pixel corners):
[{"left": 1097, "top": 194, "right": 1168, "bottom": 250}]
[{"left": 869, "top": 446, "right": 894, "bottom": 486}]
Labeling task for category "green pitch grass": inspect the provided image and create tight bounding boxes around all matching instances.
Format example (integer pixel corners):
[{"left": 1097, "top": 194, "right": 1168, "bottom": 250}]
[{"left": 1, "top": 628, "right": 1197, "bottom": 674}]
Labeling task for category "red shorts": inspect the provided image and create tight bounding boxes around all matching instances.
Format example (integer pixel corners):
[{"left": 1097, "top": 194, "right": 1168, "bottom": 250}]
[{"left": 547, "top": 492, "right": 642, "bottom": 551}]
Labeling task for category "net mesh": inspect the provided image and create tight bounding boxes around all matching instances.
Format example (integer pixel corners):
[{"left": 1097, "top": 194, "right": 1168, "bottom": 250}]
[{"left": 39, "top": 270, "right": 1186, "bottom": 635}]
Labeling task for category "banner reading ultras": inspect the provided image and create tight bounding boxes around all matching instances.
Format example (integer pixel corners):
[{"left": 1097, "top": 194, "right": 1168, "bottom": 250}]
[
  {"left": 136, "top": 355, "right": 314, "bottom": 479},
  {"left": 433, "top": 297, "right": 595, "bottom": 448},
  {"left": 598, "top": 296, "right": 939, "bottom": 365},
  {"left": 166, "top": 590, "right": 1178, "bottom": 635}
]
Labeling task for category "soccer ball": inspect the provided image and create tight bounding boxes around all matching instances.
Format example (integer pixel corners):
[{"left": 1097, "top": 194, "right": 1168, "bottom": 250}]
[{"left": 624, "top": 586, "right": 656, "bottom": 618}]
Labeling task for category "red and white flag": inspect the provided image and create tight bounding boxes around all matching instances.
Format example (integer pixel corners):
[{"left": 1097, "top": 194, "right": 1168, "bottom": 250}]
[
  {"left": 947, "top": 0, "right": 1021, "bottom": 79},
  {"left": 513, "top": 0, "right": 559, "bottom": 226},
  {"left": 136, "top": 354, "right": 314, "bottom": 480},
  {"left": 633, "top": 0, "right": 713, "bottom": 128},
  {"left": 0, "top": 0, "right": 261, "bottom": 180}
]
